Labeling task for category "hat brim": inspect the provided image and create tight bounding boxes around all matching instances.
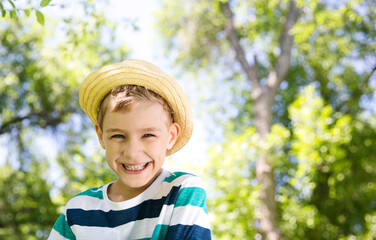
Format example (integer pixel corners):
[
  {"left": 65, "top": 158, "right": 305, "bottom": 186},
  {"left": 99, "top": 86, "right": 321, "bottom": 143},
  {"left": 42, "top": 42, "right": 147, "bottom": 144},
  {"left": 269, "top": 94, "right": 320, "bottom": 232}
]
[{"left": 79, "top": 59, "right": 193, "bottom": 156}]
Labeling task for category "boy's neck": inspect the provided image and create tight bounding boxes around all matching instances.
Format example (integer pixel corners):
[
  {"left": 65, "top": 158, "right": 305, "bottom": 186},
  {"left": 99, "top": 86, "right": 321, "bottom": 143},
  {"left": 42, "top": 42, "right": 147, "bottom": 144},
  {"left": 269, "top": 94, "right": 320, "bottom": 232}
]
[
  {"left": 107, "top": 170, "right": 163, "bottom": 202},
  {"left": 107, "top": 181, "right": 147, "bottom": 202}
]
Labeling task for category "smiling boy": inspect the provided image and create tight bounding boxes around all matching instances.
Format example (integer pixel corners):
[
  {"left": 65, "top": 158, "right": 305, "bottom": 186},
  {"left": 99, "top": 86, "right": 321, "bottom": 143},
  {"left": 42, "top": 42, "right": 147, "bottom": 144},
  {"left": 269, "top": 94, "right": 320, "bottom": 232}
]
[
  {"left": 48, "top": 60, "right": 211, "bottom": 239},
  {"left": 96, "top": 85, "right": 181, "bottom": 202}
]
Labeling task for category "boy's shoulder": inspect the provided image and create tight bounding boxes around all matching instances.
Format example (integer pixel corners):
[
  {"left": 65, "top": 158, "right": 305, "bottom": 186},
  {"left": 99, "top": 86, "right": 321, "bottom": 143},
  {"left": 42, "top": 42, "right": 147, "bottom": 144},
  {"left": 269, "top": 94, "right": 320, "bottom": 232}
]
[
  {"left": 65, "top": 185, "right": 106, "bottom": 209},
  {"left": 163, "top": 171, "right": 207, "bottom": 190},
  {"left": 162, "top": 171, "right": 208, "bottom": 213},
  {"left": 74, "top": 186, "right": 104, "bottom": 199}
]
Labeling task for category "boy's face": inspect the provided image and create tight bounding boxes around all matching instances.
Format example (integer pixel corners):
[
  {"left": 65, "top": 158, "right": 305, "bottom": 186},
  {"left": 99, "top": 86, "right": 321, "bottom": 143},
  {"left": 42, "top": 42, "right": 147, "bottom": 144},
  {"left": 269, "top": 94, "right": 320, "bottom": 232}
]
[{"left": 95, "top": 97, "right": 180, "bottom": 196}]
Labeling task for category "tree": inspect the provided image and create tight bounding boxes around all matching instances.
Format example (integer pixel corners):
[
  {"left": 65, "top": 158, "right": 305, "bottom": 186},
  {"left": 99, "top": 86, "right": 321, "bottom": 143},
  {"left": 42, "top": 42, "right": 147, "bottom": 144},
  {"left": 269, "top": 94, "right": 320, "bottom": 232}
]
[{"left": 155, "top": 0, "right": 376, "bottom": 239}]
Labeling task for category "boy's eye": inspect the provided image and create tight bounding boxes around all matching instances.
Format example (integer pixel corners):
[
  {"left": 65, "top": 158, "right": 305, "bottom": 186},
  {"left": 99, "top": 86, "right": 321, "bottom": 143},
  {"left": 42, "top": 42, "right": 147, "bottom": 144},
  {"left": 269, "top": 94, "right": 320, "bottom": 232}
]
[
  {"left": 111, "top": 134, "right": 125, "bottom": 139},
  {"left": 143, "top": 133, "right": 155, "bottom": 138}
]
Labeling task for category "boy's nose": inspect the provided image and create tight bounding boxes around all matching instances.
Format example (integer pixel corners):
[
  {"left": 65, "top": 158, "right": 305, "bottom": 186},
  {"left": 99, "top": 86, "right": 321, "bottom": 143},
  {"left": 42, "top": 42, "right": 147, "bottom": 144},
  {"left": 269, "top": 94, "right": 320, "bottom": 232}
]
[{"left": 122, "top": 139, "right": 142, "bottom": 160}]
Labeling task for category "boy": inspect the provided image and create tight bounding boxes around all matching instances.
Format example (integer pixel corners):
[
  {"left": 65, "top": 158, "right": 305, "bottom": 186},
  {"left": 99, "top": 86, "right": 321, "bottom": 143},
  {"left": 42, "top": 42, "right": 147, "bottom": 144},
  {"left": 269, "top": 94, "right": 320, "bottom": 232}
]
[{"left": 48, "top": 59, "right": 212, "bottom": 239}]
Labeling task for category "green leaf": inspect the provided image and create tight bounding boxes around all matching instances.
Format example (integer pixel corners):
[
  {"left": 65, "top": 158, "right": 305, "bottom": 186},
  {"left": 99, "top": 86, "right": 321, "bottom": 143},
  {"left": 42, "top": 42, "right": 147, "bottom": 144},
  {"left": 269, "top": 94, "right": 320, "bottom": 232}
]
[
  {"left": 40, "top": 0, "right": 51, "bottom": 7},
  {"left": 24, "top": 9, "right": 31, "bottom": 17},
  {"left": 0, "top": 3, "right": 5, "bottom": 17},
  {"left": 8, "top": 0, "right": 16, "bottom": 10},
  {"left": 35, "top": 10, "right": 44, "bottom": 26}
]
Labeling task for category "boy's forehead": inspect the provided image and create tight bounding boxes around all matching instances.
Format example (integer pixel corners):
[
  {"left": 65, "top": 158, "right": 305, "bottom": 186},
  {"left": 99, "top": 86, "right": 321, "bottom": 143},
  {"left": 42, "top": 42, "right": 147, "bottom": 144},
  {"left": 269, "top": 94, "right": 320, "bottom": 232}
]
[{"left": 103, "top": 94, "right": 117, "bottom": 109}]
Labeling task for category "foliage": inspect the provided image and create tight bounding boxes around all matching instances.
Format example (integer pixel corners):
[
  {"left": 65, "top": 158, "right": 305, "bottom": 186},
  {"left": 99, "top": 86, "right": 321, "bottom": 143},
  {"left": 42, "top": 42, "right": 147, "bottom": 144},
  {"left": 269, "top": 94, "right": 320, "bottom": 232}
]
[
  {"left": 205, "top": 127, "right": 259, "bottom": 239},
  {"left": 0, "top": 0, "right": 52, "bottom": 25},
  {"left": 0, "top": 161, "right": 57, "bottom": 239},
  {"left": 204, "top": 85, "right": 376, "bottom": 239},
  {"left": 280, "top": 86, "right": 376, "bottom": 239}
]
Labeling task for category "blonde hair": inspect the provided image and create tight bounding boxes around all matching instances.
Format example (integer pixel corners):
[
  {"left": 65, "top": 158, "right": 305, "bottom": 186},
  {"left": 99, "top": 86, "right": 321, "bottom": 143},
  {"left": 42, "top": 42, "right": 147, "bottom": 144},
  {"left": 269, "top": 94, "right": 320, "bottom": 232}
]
[{"left": 97, "top": 85, "right": 174, "bottom": 129}]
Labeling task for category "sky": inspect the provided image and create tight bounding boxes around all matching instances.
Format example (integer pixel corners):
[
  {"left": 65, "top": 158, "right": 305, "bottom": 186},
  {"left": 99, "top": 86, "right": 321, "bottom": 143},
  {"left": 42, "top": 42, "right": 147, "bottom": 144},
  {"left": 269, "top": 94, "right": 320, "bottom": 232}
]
[{"left": 104, "top": 0, "right": 158, "bottom": 60}]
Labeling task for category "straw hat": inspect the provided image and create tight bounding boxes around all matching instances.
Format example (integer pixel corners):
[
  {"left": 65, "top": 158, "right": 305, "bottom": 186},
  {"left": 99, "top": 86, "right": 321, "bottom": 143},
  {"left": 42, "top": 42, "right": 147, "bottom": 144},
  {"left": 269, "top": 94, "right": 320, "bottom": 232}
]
[{"left": 79, "top": 59, "right": 193, "bottom": 156}]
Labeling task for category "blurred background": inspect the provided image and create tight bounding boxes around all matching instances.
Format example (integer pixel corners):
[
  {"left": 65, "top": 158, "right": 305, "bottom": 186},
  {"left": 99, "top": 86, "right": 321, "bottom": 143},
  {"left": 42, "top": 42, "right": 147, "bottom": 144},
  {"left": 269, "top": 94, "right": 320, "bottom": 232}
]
[{"left": 1, "top": 0, "right": 376, "bottom": 239}]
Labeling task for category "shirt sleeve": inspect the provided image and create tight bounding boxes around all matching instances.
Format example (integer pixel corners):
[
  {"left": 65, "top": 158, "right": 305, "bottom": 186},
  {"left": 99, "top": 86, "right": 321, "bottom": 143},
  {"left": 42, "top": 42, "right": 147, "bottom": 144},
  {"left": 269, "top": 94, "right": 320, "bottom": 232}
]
[
  {"left": 47, "top": 211, "right": 76, "bottom": 240},
  {"left": 166, "top": 176, "right": 212, "bottom": 240}
]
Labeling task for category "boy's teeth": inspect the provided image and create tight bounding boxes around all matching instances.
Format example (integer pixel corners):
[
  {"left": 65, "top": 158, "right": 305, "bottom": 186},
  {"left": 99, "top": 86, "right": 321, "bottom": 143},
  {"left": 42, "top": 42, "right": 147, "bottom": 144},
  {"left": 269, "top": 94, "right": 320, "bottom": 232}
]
[{"left": 123, "top": 163, "right": 147, "bottom": 170}]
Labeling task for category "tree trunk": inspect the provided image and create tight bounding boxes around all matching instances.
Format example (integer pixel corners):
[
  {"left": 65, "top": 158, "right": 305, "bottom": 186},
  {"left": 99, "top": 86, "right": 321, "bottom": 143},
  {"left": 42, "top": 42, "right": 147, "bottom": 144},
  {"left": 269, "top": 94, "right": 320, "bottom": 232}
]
[{"left": 253, "top": 87, "right": 279, "bottom": 240}]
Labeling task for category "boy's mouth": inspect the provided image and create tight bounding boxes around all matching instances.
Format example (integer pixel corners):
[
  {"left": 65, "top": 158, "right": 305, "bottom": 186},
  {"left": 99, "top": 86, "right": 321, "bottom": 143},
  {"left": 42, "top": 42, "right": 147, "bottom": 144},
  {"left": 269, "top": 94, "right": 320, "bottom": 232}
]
[{"left": 122, "top": 162, "right": 149, "bottom": 171}]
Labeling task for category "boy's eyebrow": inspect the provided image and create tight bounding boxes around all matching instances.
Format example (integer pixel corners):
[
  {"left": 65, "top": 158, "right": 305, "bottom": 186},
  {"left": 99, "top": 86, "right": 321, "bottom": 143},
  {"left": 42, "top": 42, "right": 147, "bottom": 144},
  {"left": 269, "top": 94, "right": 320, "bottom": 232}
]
[
  {"left": 106, "top": 128, "right": 125, "bottom": 133},
  {"left": 139, "top": 127, "right": 162, "bottom": 132},
  {"left": 106, "top": 127, "right": 162, "bottom": 133}
]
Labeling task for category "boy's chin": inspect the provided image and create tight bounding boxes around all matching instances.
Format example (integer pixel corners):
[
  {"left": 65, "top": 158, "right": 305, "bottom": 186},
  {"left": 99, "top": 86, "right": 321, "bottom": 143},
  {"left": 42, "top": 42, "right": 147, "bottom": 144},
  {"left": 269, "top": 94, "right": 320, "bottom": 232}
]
[{"left": 117, "top": 168, "right": 162, "bottom": 188}]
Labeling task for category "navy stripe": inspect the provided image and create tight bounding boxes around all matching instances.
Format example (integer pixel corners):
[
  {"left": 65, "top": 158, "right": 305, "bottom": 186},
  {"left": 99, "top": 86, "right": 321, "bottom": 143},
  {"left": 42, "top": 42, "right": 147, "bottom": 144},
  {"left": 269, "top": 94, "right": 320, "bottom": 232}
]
[
  {"left": 166, "top": 224, "right": 211, "bottom": 240},
  {"left": 67, "top": 186, "right": 181, "bottom": 227}
]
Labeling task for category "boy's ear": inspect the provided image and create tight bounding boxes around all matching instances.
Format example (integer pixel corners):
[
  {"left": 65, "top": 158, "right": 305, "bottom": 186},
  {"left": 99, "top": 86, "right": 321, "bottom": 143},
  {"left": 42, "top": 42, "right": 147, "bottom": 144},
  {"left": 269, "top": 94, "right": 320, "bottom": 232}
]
[
  {"left": 167, "top": 123, "right": 181, "bottom": 150},
  {"left": 95, "top": 124, "right": 106, "bottom": 149}
]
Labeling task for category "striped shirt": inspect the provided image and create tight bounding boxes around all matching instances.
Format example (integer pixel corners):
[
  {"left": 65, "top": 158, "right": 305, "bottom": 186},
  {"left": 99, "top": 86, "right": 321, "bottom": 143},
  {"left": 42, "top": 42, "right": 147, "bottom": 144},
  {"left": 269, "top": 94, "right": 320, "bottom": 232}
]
[{"left": 48, "top": 169, "right": 211, "bottom": 240}]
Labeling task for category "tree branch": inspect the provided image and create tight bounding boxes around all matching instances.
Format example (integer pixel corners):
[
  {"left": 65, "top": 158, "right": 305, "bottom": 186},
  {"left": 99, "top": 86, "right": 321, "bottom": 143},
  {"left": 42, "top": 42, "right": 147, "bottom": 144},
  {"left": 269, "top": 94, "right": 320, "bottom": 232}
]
[
  {"left": 366, "top": 65, "right": 376, "bottom": 82},
  {"left": 0, "top": 114, "right": 33, "bottom": 135},
  {"left": 0, "top": 110, "right": 73, "bottom": 135},
  {"left": 221, "top": 1, "right": 259, "bottom": 88},
  {"left": 267, "top": 0, "right": 299, "bottom": 93}
]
